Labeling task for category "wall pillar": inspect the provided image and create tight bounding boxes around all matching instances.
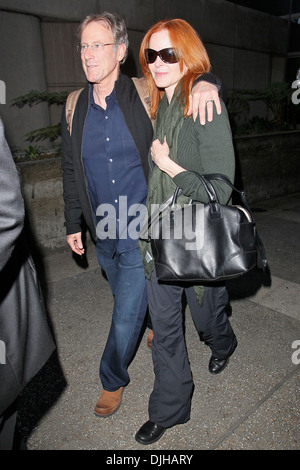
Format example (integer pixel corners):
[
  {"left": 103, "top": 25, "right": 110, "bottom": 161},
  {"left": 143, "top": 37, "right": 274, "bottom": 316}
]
[{"left": 0, "top": 11, "right": 50, "bottom": 151}]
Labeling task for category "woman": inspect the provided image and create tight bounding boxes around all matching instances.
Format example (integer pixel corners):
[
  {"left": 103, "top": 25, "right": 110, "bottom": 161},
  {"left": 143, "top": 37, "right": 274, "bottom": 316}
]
[{"left": 135, "top": 19, "right": 237, "bottom": 445}]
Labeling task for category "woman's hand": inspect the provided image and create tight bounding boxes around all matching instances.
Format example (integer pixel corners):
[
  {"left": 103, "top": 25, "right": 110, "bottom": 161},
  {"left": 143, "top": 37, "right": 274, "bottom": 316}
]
[
  {"left": 151, "top": 137, "right": 170, "bottom": 169},
  {"left": 151, "top": 137, "right": 186, "bottom": 178}
]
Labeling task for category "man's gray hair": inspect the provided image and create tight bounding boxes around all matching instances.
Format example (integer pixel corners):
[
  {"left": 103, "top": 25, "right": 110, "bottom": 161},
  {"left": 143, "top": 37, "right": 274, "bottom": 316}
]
[{"left": 78, "top": 12, "right": 129, "bottom": 64}]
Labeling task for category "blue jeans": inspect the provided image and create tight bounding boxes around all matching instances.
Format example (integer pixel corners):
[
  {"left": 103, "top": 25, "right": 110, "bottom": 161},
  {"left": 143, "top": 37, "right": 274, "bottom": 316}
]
[{"left": 96, "top": 245, "right": 148, "bottom": 391}]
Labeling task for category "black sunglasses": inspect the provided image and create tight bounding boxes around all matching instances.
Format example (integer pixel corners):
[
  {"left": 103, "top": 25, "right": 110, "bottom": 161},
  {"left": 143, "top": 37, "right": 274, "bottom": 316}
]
[{"left": 145, "top": 48, "right": 179, "bottom": 64}]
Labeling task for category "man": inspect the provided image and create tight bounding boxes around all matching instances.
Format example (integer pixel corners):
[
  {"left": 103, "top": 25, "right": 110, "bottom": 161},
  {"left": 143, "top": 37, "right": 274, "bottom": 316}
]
[{"left": 61, "top": 12, "right": 221, "bottom": 418}]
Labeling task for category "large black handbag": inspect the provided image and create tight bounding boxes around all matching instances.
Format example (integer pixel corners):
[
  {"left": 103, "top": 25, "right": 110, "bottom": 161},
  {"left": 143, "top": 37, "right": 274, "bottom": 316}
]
[{"left": 140, "top": 173, "right": 267, "bottom": 282}]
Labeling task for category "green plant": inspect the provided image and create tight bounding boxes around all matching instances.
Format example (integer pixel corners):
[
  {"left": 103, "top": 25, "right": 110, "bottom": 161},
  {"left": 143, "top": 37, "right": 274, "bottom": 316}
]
[
  {"left": 24, "top": 144, "right": 42, "bottom": 160},
  {"left": 25, "top": 123, "right": 62, "bottom": 143},
  {"left": 11, "top": 90, "right": 68, "bottom": 145},
  {"left": 11, "top": 90, "right": 68, "bottom": 108},
  {"left": 234, "top": 115, "right": 282, "bottom": 136},
  {"left": 227, "top": 82, "right": 294, "bottom": 134}
]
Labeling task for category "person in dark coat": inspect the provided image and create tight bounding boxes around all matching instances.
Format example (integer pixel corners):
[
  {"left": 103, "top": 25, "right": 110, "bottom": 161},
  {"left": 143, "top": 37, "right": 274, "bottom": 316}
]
[{"left": 0, "top": 117, "right": 56, "bottom": 450}]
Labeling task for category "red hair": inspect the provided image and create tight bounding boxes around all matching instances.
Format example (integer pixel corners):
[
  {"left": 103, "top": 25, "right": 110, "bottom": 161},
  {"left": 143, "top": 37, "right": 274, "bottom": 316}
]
[{"left": 139, "top": 19, "right": 211, "bottom": 119}]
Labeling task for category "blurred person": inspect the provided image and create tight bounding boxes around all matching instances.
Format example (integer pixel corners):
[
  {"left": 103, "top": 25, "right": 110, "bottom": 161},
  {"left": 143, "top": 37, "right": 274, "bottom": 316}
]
[
  {"left": 0, "top": 117, "right": 55, "bottom": 450},
  {"left": 135, "top": 19, "right": 237, "bottom": 445}
]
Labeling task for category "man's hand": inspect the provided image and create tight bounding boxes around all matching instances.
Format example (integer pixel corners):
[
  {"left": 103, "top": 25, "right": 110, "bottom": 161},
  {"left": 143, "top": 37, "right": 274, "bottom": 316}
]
[
  {"left": 188, "top": 81, "right": 221, "bottom": 125},
  {"left": 67, "top": 232, "right": 85, "bottom": 256}
]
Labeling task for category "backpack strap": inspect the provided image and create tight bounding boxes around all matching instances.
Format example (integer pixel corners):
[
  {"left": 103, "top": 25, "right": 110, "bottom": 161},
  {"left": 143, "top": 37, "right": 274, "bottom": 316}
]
[
  {"left": 65, "top": 77, "right": 153, "bottom": 135},
  {"left": 65, "top": 88, "right": 84, "bottom": 135},
  {"left": 131, "top": 77, "right": 154, "bottom": 128}
]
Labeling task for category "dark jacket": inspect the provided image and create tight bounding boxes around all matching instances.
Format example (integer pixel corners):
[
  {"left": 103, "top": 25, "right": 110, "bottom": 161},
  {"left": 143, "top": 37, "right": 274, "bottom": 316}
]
[
  {"left": 61, "top": 73, "right": 153, "bottom": 241},
  {"left": 0, "top": 118, "right": 55, "bottom": 416}
]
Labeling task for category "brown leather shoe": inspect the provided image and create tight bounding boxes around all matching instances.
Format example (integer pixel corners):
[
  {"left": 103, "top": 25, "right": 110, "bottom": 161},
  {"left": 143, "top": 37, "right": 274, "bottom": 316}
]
[
  {"left": 94, "top": 387, "right": 123, "bottom": 417},
  {"left": 147, "top": 329, "right": 154, "bottom": 349}
]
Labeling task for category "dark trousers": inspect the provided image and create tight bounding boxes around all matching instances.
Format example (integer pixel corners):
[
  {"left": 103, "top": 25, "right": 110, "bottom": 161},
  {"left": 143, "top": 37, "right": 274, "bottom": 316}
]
[{"left": 147, "top": 269, "right": 236, "bottom": 428}]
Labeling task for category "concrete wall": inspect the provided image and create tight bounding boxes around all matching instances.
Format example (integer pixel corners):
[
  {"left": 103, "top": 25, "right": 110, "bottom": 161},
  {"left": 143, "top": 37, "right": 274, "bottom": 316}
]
[
  {"left": 0, "top": 10, "right": 50, "bottom": 151},
  {"left": 17, "top": 157, "right": 66, "bottom": 253},
  {"left": 0, "top": 0, "right": 288, "bottom": 150},
  {"left": 234, "top": 131, "right": 300, "bottom": 201}
]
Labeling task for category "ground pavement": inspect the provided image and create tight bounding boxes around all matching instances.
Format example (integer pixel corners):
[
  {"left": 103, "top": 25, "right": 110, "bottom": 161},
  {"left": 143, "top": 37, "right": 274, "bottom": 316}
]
[{"left": 16, "top": 192, "right": 300, "bottom": 452}]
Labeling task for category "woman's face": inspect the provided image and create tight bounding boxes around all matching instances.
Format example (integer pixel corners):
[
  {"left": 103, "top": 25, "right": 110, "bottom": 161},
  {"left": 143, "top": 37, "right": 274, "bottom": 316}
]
[{"left": 148, "top": 29, "right": 187, "bottom": 101}]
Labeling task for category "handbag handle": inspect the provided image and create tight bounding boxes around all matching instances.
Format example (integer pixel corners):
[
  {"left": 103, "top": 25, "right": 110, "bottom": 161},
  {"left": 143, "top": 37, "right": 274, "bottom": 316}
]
[
  {"left": 203, "top": 173, "right": 253, "bottom": 217},
  {"left": 190, "top": 172, "right": 220, "bottom": 204},
  {"left": 140, "top": 173, "right": 220, "bottom": 240},
  {"left": 204, "top": 173, "right": 267, "bottom": 269},
  {"left": 140, "top": 172, "right": 231, "bottom": 240}
]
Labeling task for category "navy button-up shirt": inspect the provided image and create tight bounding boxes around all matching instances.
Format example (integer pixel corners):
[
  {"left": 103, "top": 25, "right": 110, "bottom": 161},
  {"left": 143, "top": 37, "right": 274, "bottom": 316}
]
[{"left": 82, "top": 86, "right": 148, "bottom": 254}]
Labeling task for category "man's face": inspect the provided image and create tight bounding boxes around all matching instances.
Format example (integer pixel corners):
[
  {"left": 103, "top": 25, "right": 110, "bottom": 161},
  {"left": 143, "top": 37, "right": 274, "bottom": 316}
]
[{"left": 80, "top": 21, "right": 125, "bottom": 85}]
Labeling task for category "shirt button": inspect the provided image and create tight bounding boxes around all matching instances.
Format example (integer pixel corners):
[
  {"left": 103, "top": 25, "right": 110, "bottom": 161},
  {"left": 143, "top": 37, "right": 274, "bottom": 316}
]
[
  {"left": 105, "top": 116, "right": 108, "bottom": 119},
  {"left": 109, "top": 158, "right": 113, "bottom": 162},
  {"left": 112, "top": 179, "right": 115, "bottom": 183},
  {"left": 115, "top": 199, "right": 118, "bottom": 203},
  {"left": 106, "top": 137, "right": 110, "bottom": 141}
]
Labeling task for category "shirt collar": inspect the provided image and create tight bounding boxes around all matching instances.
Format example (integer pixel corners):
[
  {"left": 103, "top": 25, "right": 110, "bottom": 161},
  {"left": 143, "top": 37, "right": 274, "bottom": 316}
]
[{"left": 90, "top": 84, "right": 117, "bottom": 108}]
